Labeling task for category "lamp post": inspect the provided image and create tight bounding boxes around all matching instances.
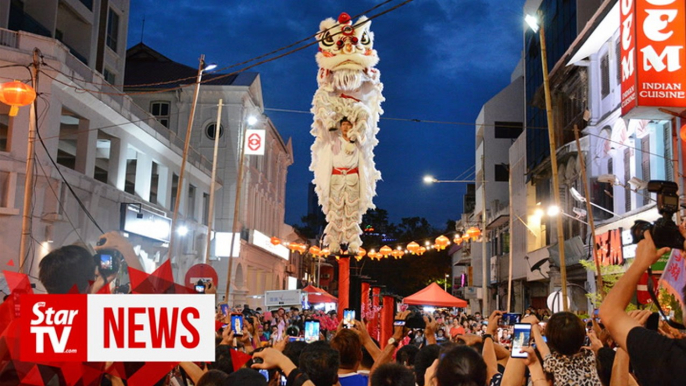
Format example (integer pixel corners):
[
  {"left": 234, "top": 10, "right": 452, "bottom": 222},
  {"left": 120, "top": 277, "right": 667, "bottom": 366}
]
[
  {"left": 526, "top": 13, "right": 569, "bottom": 311},
  {"left": 223, "top": 111, "right": 257, "bottom": 304},
  {"left": 204, "top": 99, "right": 223, "bottom": 264},
  {"left": 17, "top": 50, "right": 39, "bottom": 273},
  {"left": 168, "top": 55, "right": 216, "bottom": 260}
]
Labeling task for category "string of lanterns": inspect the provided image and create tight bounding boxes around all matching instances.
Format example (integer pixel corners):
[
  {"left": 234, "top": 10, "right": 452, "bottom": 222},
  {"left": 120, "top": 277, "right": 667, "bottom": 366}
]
[{"left": 268, "top": 226, "right": 482, "bottom": 262}]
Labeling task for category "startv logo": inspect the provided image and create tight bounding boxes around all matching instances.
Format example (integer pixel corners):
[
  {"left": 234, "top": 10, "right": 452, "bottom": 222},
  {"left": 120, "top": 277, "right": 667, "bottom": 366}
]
[{"left": 20, "top": 294, "right": 215, "bottom": 362}]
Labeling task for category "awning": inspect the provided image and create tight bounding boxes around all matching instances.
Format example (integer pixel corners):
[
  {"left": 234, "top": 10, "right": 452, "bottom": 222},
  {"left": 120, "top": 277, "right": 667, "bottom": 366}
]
[
  {"left": 302, "top": 285, "right": 338, "bottom": 304},
  {"left": 526, "top": 247, "right": 550, "bottom": 282},
  {"left": 567, "top": 2, "right": 619, "bottom": 66},
  {"left": 548, "top": 236, "right": 587, "bottom": 267}
]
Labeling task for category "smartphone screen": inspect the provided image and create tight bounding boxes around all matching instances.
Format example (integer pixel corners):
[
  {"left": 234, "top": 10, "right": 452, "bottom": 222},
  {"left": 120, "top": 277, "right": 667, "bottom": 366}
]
[
  {"left": 343, "top": 309, "right": 355, "bottom": 328},
  {"left": 511, "top": 323, "right": 532, "bottom": 358},
  {"left": 394, "top": 319, "right": 406, "bottom": 326},
  {"left": 280, "top": 375, "right": 287, "bottom": 386},
  {"left": 195, "top": 285, "right": 205, "bottom": 293},
  {"left": 259, "top": 369, "right": 269, "bottom": 381},
  {"left": 220, "top": 303, "right": 229, "bottom": 317},
  {"left": 305, "top": 320, "right": 320, "bottom": 342},
  {"left": 501, "top": 313, "right": 522, "bottom": 326},
  {"left": 231, "top": 314, "right": 244, "bottom": 335},
  {"left": 288, "top": 336, "right": 304, "bottom": 342}
]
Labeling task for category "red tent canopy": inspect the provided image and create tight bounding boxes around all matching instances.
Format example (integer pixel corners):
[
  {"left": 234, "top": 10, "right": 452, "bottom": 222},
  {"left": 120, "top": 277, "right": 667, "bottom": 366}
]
[
  {"left": 303, "top": 284, "right": 338, "bottom": 304},
  {"left": 403, "top": 282, "right": 468, "bottom": 308}
]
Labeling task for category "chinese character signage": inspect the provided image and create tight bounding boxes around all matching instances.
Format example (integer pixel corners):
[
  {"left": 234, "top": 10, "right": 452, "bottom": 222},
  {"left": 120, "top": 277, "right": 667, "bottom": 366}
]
[
  {"left": 621, "top": 0, "right": 686, "bottom": 116},
  {"left": 595, "top": 228, "right": 625, "bottom": 266}
]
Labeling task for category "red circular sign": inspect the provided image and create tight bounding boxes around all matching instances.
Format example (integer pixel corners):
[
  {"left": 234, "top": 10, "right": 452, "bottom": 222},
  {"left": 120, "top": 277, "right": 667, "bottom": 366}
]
[
  {"left": 185, "top": 264, "right": 219, "bottom": 288},
  {"left": 248, "top": 133, "right": 261, "bottom": 151}
]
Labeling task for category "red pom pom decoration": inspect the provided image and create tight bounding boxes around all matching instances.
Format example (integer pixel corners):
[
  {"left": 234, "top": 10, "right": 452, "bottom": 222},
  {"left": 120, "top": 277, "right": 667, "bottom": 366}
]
[{"left": 338, "top": 12, "right": 352, "bottom": 24}]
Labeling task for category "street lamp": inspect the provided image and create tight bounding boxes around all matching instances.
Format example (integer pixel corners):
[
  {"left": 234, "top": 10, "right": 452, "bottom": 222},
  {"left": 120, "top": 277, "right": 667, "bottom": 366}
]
[
  {"left": 526, "top": 13, "right": 569, "bottom": 311},
  {"left": 423, "top": 175, "right": 475, "bottom": 184},
  {"left": 168, "top": 54, "right": 216, "bottom": 260},
  {"left": 224, "top": 110, "right": 259, "bottom": 303},
  {"left": 570, "top": 187, "right": 619, "bottom": 217}
]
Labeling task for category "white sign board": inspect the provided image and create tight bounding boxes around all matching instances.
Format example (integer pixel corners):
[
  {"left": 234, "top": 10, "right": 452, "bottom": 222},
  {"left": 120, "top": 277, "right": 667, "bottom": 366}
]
[
  {"left": 244, "top": 129, "right": 265, "bottom": 155},
  {"left": 265, "top": 290, "right": 303, "bottom": 307}
]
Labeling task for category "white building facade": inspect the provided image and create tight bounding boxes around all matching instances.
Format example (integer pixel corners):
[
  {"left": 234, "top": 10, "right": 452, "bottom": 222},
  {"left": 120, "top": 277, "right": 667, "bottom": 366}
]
[
  {"left": 124, "top": 44, "right": 294, "bottom": 307},
  {"left": 0, "top": 0, "right": 219, "bottom": 284}
]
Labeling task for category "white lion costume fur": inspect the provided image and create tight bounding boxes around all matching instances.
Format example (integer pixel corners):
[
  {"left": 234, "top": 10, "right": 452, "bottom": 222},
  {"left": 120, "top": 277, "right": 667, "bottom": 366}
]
[{"left": 310, "top": 12, "right": 384, "bottom": 254}]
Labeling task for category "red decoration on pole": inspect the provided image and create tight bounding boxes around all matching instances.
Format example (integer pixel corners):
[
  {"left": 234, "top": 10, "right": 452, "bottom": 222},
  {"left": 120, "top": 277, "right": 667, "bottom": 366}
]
[
  {"left": 370, "top": 286, "right": 381, "bottom": 340},
  {"left": 380, "top": 295, "right": 395, "bottom": 348},
  {"left": 337, "top": 256, "right": 350, "bottom": 320},
  {"left": 361, "top": 282, "right": 370, "bottom": 315}
]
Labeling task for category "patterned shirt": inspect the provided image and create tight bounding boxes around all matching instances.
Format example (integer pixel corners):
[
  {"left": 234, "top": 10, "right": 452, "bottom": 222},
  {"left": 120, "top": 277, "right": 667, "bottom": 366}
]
[{"left": 543, "top": 349, "right": 601, "bottom": 386}]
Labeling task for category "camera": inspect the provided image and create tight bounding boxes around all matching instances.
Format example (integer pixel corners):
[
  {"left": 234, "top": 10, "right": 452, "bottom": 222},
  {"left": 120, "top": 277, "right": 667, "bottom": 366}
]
[
  {"left": 630, "top": 180, "right": 685, "bottom": 249},
  {"left": 94, "top": 249, "right": 122, "bottom": 278},
  {"left": 195, "top": 279, "right": 207, "bottom": 294}
]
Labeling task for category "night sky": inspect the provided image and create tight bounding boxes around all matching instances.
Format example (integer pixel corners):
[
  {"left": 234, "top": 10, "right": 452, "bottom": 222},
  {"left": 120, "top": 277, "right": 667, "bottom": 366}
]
[{"left": 127, "top": 0, "right": 526, "bottom": 228}]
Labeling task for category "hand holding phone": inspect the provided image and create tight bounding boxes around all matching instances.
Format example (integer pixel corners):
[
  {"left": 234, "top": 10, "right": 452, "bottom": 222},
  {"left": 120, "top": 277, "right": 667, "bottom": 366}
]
[
  {"left": 305, "top": 320, "right": 320, "bottom": 342},
  {"left": 511, "top": 323, "right": 532, "bottom": 358},
  {"left": 343, "top": 309, "right": 355, "bottom": 328},
  {"left": 231, "top": 313, "right": 244, "bottom": 336}
]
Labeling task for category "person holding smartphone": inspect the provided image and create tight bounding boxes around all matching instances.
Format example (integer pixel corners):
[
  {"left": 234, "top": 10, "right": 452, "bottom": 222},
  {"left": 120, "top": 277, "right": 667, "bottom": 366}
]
[{"left": 524, "top": 313, "right": 601, "bottom": 386}]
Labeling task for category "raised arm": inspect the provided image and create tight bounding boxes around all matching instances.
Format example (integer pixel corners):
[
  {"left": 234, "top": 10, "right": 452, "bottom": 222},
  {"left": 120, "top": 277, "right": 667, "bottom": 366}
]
[{"left": 599, "top": 231, "right": 669, "bottom": 349}]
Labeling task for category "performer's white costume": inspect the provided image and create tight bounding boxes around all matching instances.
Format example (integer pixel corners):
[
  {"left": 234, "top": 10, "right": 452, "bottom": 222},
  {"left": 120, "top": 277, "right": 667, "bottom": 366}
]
[{"left": 310, "top": 12, "right": 384, "bottom": 254}]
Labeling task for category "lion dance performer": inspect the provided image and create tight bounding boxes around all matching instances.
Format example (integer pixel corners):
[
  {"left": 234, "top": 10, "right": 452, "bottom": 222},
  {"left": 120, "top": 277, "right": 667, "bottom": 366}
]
[{"left": 310, "top": 12, "right": 384, "bottom": 254}]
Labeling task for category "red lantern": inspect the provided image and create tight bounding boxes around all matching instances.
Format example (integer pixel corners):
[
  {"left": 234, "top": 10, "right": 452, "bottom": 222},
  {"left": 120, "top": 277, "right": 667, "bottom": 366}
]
[
  {"left": 270, "top": 236, "right": 281, "bottom": 245},
  {"left": 309, "top": 246, "right": 321, "bottom": 257},
  {"left": 467, "top": 227, "right": 481, "bottom": 241},
  {"left": 297, "top": 244, "right": 307, "bottom": 254},
  {"left": 407, "top": 241, "right": 420, "bottom": 254},
  {"left": 380, "top": 245, "right": 392, "bottom": 257},
  {"left": 681, "top": 123, "right": 686, "bottom": 142},
  {"left": 417, "top": 246, "right": 426, "bottom": 256},
  {"left": 0, "top": 81, "right": 36, "bottom": 117},
  {"left": 435, "top": 235, "right": 449, "bottom": 250},
  {"left": 321, "top": 248, "right": 330, "bottom": 258},
  {"left": 453, "top": 234, "right": 463, "bottom": 245}
]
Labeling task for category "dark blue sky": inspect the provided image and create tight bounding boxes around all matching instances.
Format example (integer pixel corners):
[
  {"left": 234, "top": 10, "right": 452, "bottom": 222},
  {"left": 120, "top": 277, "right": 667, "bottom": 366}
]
[{"left": 127, "top": 0, "right": 525, "bottom": 228}]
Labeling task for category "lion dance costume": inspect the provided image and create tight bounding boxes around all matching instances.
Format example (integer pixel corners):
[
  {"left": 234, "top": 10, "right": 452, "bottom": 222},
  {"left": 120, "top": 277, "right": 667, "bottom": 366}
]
[{"left": 310, "top": 12, "right": 384, "bottom": 254}]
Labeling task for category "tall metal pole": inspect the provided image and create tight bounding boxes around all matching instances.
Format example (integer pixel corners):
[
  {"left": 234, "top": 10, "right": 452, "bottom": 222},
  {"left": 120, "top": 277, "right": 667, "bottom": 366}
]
[
  {"left": 224, "top": 109, "right": 251, "bottom": 303},
  {"left": 574, "top": 125, "right": 604, "bottom": 299},
  {"left": 481, "top": 153, "right": 489, "bottom": 315},
  {"left": 169, "top": 55, "right": 205, "bottom": 260},
  {"left": 507, "top": 163, "right": 514, "bottom": 312},
  {"left": 204, "top": 99, "right": 223, "bottom": 264},
  {"left": 19, "top": 49, "right": 40, "bottom": 273},
  {"left": 539, "top": 20, "right": 569, "bottom": 311}
]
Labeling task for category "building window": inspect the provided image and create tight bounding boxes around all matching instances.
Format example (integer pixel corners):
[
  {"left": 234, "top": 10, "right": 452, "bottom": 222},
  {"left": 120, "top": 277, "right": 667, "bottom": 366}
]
[
  {"left": 494, "top": 121, "right": 523, "bottom": 139},
  {"left": 106, "top": 8, "right": 119, "bottom": 51},
  {"left": 205, "top": 123, "right": 224, "bottom": 140},
  {"left": 0, "top": 106, "right": 10, "bottom": 152},
  {"left": 202, "top": 193, "right": 209, "bottom": 225},
  {"left": 601, "top": 53, "right": 610, "bottom": 98},
  {"left": 641, "top": 136, "right": 650, "bottom": 206},
  {"left": 171, "top": 173, "right": 179, "bottom": 211},
  {"left": 103, "top": 68, "right": 115, "bottom": 85},
  {"left": 494, "top": 164, "right": 509, "bottom": 182},
  {"left": 150, "top": 101, "right": 170, "bottom": 128},
  {"left": 187, "top": 184, "right": 196, "bottom": 220}
]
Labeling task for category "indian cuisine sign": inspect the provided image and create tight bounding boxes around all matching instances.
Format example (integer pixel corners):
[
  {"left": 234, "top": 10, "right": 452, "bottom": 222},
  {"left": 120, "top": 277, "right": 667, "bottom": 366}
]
[{"left": 621, "top": 0, "right": 686, "bottom": 116}]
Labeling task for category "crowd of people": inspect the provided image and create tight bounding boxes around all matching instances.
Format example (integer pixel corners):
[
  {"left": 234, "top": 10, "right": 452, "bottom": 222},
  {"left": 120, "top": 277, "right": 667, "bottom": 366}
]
[{"left": 10, "top": 227, "right": 686, "bottom": 385}]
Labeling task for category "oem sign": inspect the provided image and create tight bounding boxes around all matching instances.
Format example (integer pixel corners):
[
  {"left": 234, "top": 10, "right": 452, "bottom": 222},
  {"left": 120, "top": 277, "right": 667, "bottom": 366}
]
[{"left": 621, "top": 0, "right": 686, "bottom": 117}]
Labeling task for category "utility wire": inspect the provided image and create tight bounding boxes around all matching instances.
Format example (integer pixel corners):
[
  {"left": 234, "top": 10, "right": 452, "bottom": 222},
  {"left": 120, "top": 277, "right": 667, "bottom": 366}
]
[{"left": 36, "top": 0, "right": 415, "bottom": 97}]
